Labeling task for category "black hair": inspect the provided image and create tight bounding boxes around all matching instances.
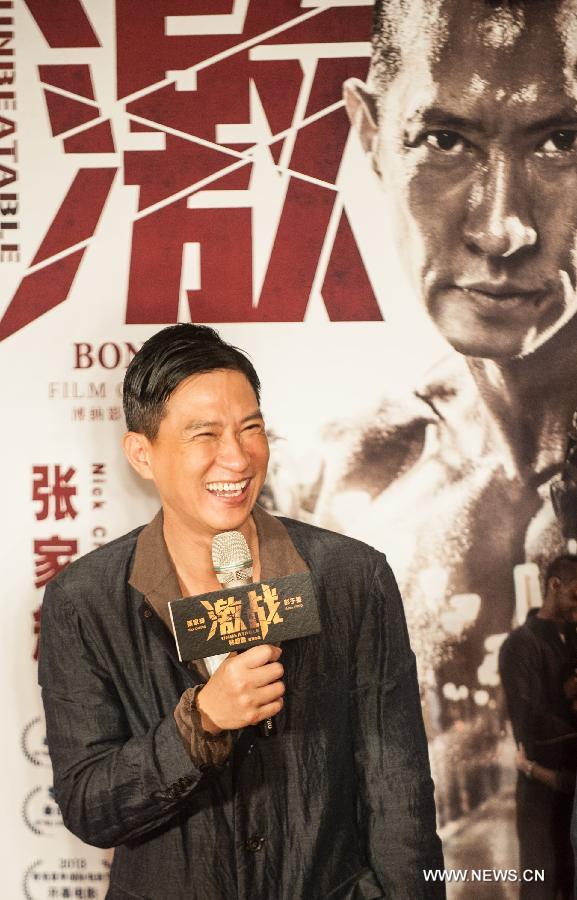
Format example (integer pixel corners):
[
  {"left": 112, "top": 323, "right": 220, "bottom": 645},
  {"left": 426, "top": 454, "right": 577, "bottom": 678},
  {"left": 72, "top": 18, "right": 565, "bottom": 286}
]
[
  {"left": 371, "top": 0, "right": 404, "bottom": 90},
  {"left": 544, "top": 554, "right": 577, "bottom": 589},
  {"left": 372, "top": 0, "right": 541, "bottom": 91},
  {"left": 123, "top": 324, "right": 261, "bottom": 440}
]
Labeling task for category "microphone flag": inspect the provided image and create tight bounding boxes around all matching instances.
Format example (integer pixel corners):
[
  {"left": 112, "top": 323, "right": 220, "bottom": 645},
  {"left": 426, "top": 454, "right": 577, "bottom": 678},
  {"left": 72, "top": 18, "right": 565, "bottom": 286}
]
[{"left": 168, "top": 572, "right": 319, "bottom": 663}]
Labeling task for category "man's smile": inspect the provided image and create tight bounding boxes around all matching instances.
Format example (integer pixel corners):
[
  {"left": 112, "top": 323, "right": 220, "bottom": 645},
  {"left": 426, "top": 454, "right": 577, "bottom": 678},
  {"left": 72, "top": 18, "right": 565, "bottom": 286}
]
[{"left": 205, "top": 478, "right": 251, "bottom": 498}]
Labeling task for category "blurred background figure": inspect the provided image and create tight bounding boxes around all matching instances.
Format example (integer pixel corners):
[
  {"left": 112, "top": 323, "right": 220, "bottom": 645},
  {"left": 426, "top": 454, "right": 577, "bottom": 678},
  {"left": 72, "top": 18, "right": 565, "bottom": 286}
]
[{"left": 499, "top": 557, "right": 577, "bottom": 898}]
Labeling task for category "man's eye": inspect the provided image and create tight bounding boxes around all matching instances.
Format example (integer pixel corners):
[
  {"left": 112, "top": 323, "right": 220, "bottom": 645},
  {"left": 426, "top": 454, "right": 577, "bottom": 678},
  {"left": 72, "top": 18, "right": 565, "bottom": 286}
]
[
  {"left": 422, "top": 130, "right": 469, "bottom": 154},
  {"left": 539, "top": 130, "right": 577, "bottom": 154}
]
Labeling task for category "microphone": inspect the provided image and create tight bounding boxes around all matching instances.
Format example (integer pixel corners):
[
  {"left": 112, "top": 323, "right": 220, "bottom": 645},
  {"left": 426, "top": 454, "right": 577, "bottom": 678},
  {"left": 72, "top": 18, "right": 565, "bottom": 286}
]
[
  {"left": 200, "top": 531, "right": 253, "bottom": 678},
  {"left": 212, "top": 530, "right": 275, "bottom": 737},
  {"left": 168, "top": 531, "right": 321, "bottom": 739},
  {"left": 211, "top": 530, "right": 253, "bottom": 588}
]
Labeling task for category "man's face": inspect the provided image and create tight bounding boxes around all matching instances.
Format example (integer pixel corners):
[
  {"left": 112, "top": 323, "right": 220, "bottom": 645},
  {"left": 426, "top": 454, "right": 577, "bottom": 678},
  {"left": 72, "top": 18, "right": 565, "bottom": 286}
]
[
  {"left": 136, "top": 369, "right": 269, "bottom": 543},
  {"left": 353, "top": 0, "right": 577, "bottom": 359},
  {"left": 551, "top": 573, "right": 577, "bottom": 624}
]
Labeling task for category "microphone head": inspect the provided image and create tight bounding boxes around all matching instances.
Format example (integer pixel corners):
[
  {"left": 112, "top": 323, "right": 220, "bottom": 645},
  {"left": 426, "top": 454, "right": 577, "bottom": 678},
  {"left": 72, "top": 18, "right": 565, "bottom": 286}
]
[{"left": 212, "top": 530, "right": 253, "bottom": 586}]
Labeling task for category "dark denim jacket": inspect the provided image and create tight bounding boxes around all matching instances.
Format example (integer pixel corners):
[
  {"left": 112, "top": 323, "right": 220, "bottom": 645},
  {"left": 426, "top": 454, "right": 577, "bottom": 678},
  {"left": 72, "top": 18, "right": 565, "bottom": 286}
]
[{"left": 39, "top": 508, "right": 444, "bottom": 899}]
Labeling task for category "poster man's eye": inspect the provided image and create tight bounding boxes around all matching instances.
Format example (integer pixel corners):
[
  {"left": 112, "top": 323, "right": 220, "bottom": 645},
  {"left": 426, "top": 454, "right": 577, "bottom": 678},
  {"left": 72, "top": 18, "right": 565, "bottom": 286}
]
[
  {"left": 424, "top": 130, "right": 469, "bottom": 153},
  {"left": 540, "top": 130, "right": 577, "bottom": 153}
]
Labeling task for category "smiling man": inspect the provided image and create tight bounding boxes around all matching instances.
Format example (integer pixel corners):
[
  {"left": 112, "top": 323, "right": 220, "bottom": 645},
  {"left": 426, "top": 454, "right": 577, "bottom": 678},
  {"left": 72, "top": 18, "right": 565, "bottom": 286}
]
[
  {"left": 38, "top": 324, "right": 443, "bottom": 900},
  {"left": 309, "top": 0, "right": 577, "bottom": 851}
]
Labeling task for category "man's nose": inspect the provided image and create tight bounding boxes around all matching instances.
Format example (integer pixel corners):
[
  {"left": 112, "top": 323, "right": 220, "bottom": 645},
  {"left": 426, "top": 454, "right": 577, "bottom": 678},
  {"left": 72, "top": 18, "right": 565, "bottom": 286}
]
[
  {"left": 463, "top": 152, "right": 537, "bottom": 259},
  {"left": 216, "top": 433, "right": 250, "bottom": 471}
]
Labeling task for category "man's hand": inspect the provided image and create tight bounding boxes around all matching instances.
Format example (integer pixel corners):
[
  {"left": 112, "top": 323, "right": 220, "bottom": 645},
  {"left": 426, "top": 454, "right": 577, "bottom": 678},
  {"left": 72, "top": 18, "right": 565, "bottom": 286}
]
[
  {"left": 515, "top": 742, "right": 533, "bottom": 777},
  {"left": 196, "top": 645, "right": 284, "bottom": 735},
  {"left": 563, "top": 669, "right": 577, "bottom": 702}
]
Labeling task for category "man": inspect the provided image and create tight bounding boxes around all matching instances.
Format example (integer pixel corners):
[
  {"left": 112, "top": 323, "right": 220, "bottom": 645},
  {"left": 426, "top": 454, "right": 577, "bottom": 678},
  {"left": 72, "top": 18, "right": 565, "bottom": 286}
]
[
  {"left": 38, "top": 324, "right": 443, "bottom": 899},
  {"left": 301, "top": 0, "right": 577, "bottom": 829},
  {"left": 499, "top": 556, "right": 577, "bottom": 898}
]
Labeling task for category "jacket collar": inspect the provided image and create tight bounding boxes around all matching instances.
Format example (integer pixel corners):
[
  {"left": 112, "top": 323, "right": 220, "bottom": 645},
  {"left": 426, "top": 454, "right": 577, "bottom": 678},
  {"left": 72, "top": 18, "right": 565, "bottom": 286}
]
[
  {"left": 128, "top": 504, "right": 308, "bottom": 635},
  {"left": 525, "top": 607, "right": 577, "bottom": 650}
]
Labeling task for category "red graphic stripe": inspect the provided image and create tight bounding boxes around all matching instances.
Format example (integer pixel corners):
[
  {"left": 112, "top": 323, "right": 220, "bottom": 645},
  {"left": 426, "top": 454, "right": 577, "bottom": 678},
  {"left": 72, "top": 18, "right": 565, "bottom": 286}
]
[
  {"left": 44, "top": 90, "right": 100, "bottom": 137},
  {"left": 0, "top": 169, "right": 117, "bottom": 342},
  {"left": 322, "top": 212, "right": 381, "bottom": 322},
  {"left": 0, "top": 250, "right": 86, "bottom": 341},
  {"left": 63, "top": 121, "right": 115, "bottom": 154},
  {"left": 31, "top": 168, "right": 117, "bottom": 264},
  {"left": 23, "top": 0, "right": 100, "bottom": 48},
  {"left": 38, "top": 65, "right": 96, "bottom": 101}
]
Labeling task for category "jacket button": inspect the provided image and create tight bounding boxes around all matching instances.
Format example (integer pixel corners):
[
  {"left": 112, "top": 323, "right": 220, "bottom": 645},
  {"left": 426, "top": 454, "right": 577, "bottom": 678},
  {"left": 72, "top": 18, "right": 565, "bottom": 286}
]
[
  {"left": 244, "top": 835, "right": 264, "bottom": 852},
  {"left": 143, "top": 608, "right": 152, "bottom": 619}
]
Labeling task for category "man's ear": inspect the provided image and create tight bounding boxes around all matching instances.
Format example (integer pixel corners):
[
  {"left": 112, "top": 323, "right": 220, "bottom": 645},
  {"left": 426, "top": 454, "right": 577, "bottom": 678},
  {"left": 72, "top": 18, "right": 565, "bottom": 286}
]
[
  {"left": 343, "top": 78, "right": 378, "bottom": 154},
  {"left": 123, "top": 431, "right": 155, "bottom": 481}
]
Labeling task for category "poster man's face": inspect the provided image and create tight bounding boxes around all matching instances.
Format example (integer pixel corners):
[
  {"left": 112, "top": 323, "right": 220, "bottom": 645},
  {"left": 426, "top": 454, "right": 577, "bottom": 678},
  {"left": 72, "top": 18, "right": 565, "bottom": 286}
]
[
  {"left": 349, "top": 0, "right": 577, "bottom": 359},
  {"left": 552, "top": 572, "right": 577, "bottom": 624}
]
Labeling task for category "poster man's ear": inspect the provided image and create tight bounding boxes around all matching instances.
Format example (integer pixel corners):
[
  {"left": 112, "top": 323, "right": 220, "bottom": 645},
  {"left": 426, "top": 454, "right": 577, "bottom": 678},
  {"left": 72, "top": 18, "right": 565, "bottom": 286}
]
[
  {"left": 122, "top": 431, "right": 155, "bottom": 481},
  {"left": 343, "top": 78, "right": 379, "bottom": 154}
]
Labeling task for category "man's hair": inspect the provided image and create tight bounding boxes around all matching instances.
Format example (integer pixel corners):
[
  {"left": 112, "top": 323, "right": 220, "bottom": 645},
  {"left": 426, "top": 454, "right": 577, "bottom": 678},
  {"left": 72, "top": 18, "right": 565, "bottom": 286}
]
[
  {"left": 544, "top": 554, "right": 577, "bottom": 589},
  {"left": 371, "top": 0, "right": 412, "bottom": 88},
  {"left": 371, "top": 0, "right": 538, "bottom": 91},
  {"left": 123, "top": 323, "right": 261, "bottom": 440}
]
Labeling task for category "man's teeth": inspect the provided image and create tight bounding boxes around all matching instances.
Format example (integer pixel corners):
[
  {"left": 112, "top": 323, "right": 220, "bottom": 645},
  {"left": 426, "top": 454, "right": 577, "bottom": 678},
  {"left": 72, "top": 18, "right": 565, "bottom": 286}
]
[{"left": 206, "top": 480, "right": 249, "bottom": 496}]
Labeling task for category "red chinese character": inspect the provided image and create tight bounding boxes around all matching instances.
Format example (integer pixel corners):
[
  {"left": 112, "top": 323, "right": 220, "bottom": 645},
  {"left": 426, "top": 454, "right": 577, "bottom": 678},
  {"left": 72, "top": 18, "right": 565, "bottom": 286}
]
[
  {"left": 34, "top": 536, "right": 78, "bottom": 588},
  {"left": 120, "top": 2, "right": 378, "bottom": 325},
  {"left": 32, "top": 465, "right": 78, "bottom": 521}
]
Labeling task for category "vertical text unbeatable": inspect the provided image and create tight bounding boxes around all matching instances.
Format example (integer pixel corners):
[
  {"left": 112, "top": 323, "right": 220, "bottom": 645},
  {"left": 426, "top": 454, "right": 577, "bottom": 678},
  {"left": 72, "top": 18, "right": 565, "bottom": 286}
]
[{"left": 0, "top": 0, "right": 17, "bottom": 263}]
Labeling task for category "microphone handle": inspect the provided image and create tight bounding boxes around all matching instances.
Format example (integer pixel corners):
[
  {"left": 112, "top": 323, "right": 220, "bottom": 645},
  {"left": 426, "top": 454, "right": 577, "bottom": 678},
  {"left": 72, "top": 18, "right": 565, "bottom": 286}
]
[{"left": 225, "top": 572, "right": 278, "bottom": 739}]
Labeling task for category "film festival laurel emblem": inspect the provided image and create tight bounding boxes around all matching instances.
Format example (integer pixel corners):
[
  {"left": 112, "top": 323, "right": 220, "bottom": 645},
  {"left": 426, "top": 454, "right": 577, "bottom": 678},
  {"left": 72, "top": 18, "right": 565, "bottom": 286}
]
[
  {"left": 21, "top": 717, "right": 50, "bottom": 768},
  {"left": 169, "top": 573, "right": 319, "bottom": 662},
  {"left": 22, "top": 786, "right": 63, "bottom": 837},
  {"left": 23, "top": 859, "right": 111, "bottom": 900}
]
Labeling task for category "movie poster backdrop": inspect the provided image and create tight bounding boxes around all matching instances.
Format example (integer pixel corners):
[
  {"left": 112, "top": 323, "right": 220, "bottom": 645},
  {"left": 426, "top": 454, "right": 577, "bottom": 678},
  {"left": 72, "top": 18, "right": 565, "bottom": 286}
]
[{"left": 1, "top": 1, "right": 549, "bottom": 896}]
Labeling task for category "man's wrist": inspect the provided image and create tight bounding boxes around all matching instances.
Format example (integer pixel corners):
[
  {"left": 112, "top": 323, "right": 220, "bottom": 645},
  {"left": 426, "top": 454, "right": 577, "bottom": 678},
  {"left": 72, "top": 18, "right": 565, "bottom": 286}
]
[{"left": 194, "top": 686, "right": 223, "bottom": 736}]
